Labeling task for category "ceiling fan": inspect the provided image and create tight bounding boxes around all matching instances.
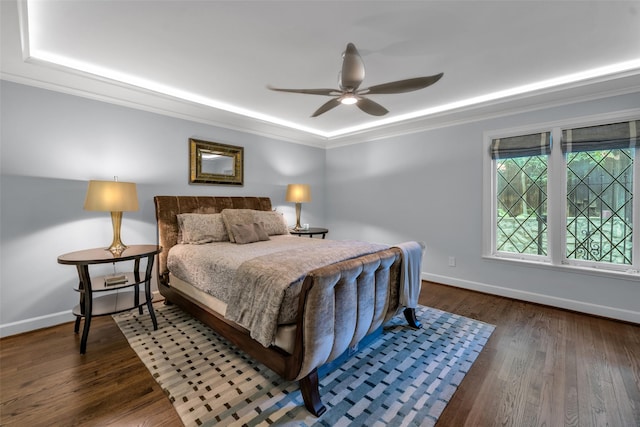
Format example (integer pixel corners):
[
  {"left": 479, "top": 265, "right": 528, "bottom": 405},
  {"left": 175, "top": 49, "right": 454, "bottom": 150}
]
[{"left": 268, "top": 43, "right": 443, "bottom": 117}]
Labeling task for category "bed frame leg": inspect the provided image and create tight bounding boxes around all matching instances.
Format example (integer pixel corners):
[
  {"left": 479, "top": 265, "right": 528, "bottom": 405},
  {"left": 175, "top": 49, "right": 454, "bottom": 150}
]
[
  {"left": 404, "top": 307, "right": 422, "bottom": 329},
  {"left": 299, "top": 369, "right": 326, "bottom": 417}
]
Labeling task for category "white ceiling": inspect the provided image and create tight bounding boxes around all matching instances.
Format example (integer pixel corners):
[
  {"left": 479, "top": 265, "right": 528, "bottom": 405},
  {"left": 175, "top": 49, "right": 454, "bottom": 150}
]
[{"left": 2, "top": 0, "right": 640, "bottom": 147}]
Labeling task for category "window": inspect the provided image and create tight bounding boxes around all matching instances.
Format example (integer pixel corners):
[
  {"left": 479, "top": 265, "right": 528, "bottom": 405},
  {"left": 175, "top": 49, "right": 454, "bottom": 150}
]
[
  {"left": 485, "top": 116, "right": 639, "bottom": 275},
  {"left": 563, "top": 121, "right": 636, "bottom": 266},
  {"left": 491, "top": 132, "right": 550, "bottom": 258}
]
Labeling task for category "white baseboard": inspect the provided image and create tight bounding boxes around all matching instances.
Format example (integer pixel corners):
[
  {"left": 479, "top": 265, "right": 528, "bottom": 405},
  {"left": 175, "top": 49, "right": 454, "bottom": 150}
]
[
  {"left": 0, "top": 310, "right": 74, "bottom": 338},
  {"left": 423, "top": 272, "right": 640, "bottom": 324},
  {"left": 0, "top": 291, "right": 165, "bottom": 338},
  {"left": 3, "top": 280, "right": 636, "bottom": 338}
]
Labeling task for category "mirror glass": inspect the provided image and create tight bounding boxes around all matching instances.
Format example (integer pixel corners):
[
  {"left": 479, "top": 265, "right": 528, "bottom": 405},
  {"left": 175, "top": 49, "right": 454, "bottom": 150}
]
[
  {"left": 201, "top": 152, "right": 235, "bottom": 176},
  {"left": 190, "top": 139, "right": 244, "bottom": 185}
]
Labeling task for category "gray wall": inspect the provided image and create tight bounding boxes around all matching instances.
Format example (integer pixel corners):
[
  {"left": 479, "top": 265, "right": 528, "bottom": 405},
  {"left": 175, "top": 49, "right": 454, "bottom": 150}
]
[
  {"left": 325, "top": 92, "right": 640, "bottom": 322},
  {"left": 0, "top": 81, "right": 326, "bottom": 335},
  {"left": 2, "top": 80, "right": 639, "bottom": 336}
]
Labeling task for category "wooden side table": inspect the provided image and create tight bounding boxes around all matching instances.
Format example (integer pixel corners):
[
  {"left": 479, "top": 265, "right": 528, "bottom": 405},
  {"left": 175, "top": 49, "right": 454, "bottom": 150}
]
[
  {"left": 289, "top": 227, "right": 329, "bottom": 239},
  {"left": 57, "top": 245, "right": 162, "bottom": 354}
]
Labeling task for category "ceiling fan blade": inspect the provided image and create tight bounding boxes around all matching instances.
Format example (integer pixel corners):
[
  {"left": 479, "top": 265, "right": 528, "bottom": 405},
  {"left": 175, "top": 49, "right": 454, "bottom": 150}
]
[
  {"left": 339, "top": 43, "right": 365, "bottom": 91},
  {"left": 311, "top": 98, "right": 342, "bottom": 117},
  {"left": 267, "top": 85, "right": 339, "bottom": 96},
  {"left": 356, "top": 97, "right": 389, "bottom": 116},
  {"left": 361, "top": 73, "right": 444, "bottom": 95}
]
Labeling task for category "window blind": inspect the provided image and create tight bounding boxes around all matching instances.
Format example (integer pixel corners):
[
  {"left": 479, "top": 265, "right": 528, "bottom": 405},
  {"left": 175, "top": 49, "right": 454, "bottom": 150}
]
[
  {"left": 562, "top": 119, "right": 639, "bottom": 153},
  {"left": 490, "top": 132, "right": 551, "bottom": 159}
]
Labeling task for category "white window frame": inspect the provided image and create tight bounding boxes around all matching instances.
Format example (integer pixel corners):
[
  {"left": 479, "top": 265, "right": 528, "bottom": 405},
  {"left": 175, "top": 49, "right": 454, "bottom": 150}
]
[{"left": 483, "top": 109, "right": 640, "bottom": 279}]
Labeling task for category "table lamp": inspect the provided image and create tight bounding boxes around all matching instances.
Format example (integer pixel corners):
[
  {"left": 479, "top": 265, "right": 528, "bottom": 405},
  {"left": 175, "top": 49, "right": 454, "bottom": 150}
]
[
  {"left": 286, "top": 184, "right": 311, "bottom": 231},
  {"left": 84, "top": 178, "right": 139, "bottom": 255}
]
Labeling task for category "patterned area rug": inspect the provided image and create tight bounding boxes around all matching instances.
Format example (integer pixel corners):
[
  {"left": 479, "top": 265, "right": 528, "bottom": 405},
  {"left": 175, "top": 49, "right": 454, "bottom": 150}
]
[{"left": 114, "top": 303, "right": 494, "bottom": 427}]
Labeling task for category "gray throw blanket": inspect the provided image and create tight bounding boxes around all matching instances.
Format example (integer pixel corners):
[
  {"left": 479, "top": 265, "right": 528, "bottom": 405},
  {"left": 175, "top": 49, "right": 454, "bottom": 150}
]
[
  {"left": 224, "top": 240, "right": 388, "bottom": 347},
  {"left": 394, "top": 241, "right": 424, "bottom": 308}
]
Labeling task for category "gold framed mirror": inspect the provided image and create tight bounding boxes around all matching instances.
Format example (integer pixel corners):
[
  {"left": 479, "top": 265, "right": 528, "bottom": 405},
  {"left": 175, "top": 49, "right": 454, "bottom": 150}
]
[{"left": 189, "top": 138, "right": 244, "bottom": 185}]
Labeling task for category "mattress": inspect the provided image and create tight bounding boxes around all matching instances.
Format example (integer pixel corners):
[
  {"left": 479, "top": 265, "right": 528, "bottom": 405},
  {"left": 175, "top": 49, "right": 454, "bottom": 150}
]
[{"left": 169, "top": 273, "right": 298, "bottom": 353}]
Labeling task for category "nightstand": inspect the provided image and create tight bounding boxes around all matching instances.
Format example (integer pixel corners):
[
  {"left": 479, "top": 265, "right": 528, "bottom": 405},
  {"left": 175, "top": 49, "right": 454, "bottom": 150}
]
[
  {"left": 57, "top": 245, "right": 162, "bottom": 354},
  {"left": 289, "top": 227, "right": 329, "bottom": 239}
]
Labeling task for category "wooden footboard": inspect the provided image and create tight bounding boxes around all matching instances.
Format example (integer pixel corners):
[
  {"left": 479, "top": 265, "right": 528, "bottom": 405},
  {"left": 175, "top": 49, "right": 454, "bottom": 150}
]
[
  {"left": 292, "top": 247, "right": 404, "bottom": 415},
  {"left": 296, "top": 248, "right": 402, "bottom": 376}
]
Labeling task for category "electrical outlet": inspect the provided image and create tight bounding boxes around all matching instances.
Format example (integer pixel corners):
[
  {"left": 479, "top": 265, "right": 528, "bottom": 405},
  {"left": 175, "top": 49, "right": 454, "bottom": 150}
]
[{"left": 448, "top": 256, "right": 456, "bottom": 267}]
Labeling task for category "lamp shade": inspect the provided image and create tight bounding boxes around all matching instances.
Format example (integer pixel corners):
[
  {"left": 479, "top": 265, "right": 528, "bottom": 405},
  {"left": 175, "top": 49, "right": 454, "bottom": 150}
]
[
  {"left": 84, "top": 180, "right": 139, "bottom": 212},
  {"left": 285, "top": 184, "right": 311, "bottom": 203}
]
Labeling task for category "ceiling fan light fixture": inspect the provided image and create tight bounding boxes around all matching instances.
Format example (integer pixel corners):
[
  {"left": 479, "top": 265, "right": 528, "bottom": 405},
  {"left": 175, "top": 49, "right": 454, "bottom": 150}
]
[{"left": 340, "top": 94, "right": 358, "bottom": 105}]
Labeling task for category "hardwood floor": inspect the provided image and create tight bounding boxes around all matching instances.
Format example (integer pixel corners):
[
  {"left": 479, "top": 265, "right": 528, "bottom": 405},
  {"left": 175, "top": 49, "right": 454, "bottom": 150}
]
[
  {"left": 1, "top": 282, "right": 638, "bottom": 426},
  {"left": 427, "top": 283, "right": 640, "bottom": 427},
  {"left": 0, "top": 311, "right": 181, "bottom": 426}
]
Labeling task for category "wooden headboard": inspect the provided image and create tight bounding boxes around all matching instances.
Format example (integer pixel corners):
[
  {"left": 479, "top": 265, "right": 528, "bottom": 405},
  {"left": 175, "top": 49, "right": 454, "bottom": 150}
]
[{"left": 153, "top": 196, "right": 273, "bottom": 286}]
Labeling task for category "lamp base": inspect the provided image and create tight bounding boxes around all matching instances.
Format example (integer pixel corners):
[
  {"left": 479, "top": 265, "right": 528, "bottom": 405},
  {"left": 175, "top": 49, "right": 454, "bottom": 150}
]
[
  {"left": 107, "top": 211, "right": 128, "bottom": 256},
  {"left": 107, "top": 242, "right": 128, "bottom": 256},
  {"left": 294, "top": 202, "right": 303, "bottom": 231}
]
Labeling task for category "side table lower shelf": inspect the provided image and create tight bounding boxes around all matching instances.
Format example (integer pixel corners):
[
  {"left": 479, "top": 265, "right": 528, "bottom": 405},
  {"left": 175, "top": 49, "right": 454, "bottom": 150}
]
[
  {"left": 72, "top": 290, "right": 158, "bottom": 354},
  {"left": 72, "top": 291, "right": 151, "bottom": 317}
]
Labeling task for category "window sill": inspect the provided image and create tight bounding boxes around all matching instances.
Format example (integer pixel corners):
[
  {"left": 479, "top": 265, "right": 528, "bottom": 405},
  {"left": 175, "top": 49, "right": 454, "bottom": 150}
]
[{"left": 483, "top": 254, "right": 640, "bottom": 282}]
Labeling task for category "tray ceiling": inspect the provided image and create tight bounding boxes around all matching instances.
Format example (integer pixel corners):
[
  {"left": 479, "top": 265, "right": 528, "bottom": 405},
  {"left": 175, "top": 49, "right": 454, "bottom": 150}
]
[{"left": 2, "top": 1, "right": 640, "bottom": 147}]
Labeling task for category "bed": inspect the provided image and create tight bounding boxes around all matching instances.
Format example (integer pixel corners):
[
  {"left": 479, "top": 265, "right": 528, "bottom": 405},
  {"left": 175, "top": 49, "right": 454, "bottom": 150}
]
[{"left": 154, "top": 196, "right": 422, "bottom": 416}]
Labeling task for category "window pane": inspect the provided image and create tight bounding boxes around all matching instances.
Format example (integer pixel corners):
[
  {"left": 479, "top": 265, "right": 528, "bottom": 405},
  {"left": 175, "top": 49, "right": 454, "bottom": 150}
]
[
  {"left": 496, "top": 156, "right": 548, "bottom": 255},
  {"left": 566, "top": 148, "right": 633, "bottom": 265}
]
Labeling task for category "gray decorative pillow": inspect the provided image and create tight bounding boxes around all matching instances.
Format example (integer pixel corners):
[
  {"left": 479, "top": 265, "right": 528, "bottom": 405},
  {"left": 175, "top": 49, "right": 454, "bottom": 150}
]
[
  {"left": 253, "top": 222, "right": 270, "bottom": 241},
  {"left": 177, "top": 213, "right": 229, "bottom": 244},
  {"left": 230, "top": 223, "right": 258, "bottom": 244},
  {"left": 221, "top": 209, "right": 257, "bottom": 242},
  {"left": 230, "top": 222, "right": 271, "bottom": 244}
]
